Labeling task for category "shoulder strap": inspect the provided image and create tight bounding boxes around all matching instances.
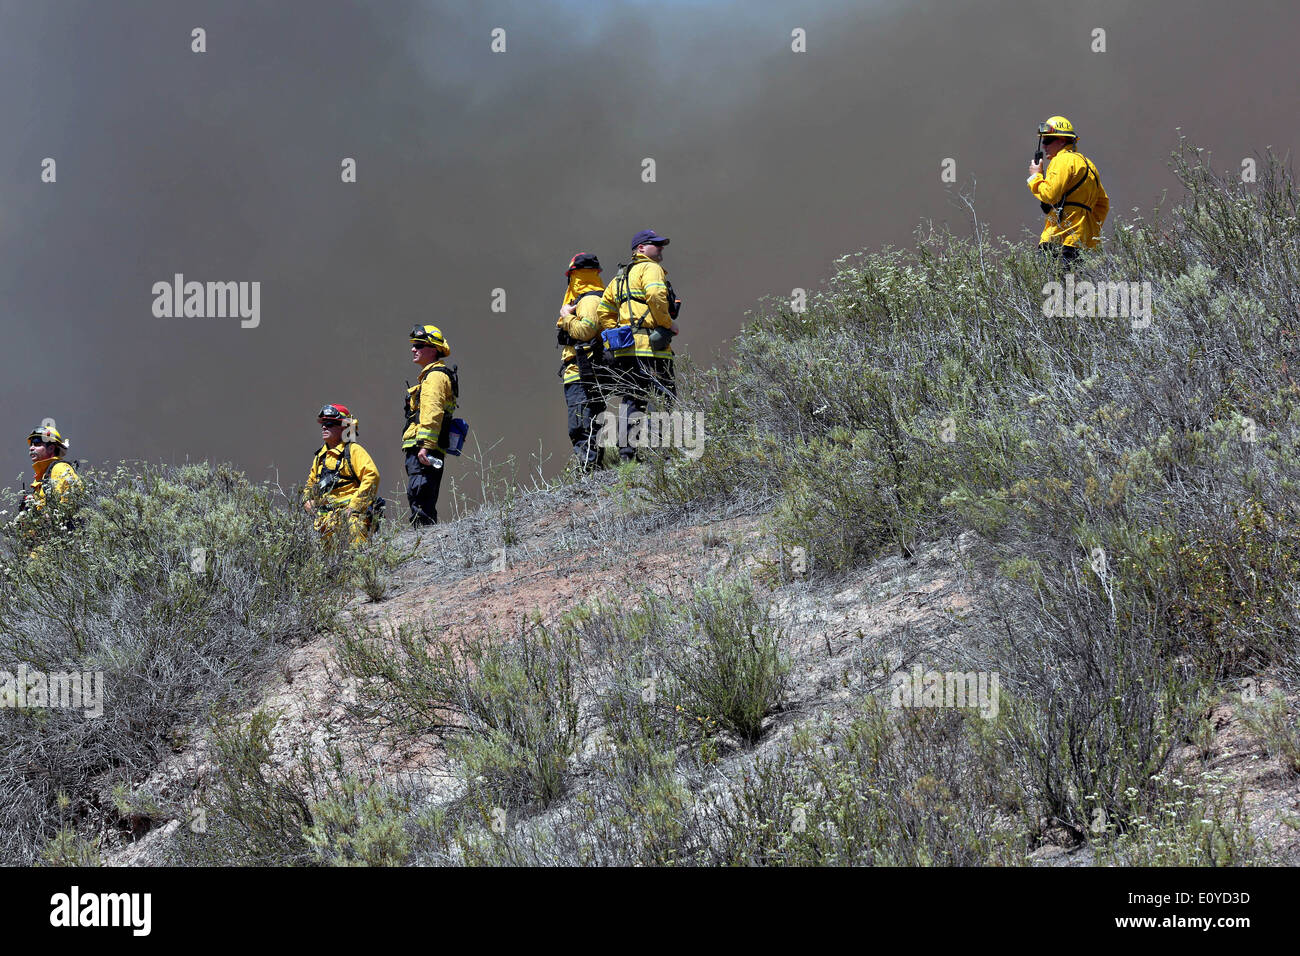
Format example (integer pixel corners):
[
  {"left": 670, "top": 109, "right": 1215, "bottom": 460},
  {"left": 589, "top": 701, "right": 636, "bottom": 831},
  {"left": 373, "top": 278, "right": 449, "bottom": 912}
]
[
  {"left": 42, "top": 460, "right": 68, "bottom": 490},
  {"left": 405, "top": 379, "right": 418, "bottom": 425},
  {"left": 315, "top": 442, "right": 356, "bottom": 480},
  {"left": 425, "top": 363, "right": 459, "bottom": 399},
  {"left": 617, "top": 262, "right": 651, "bottom": 330},
  {"left": 1055, "top": 158, "right": 1097, "bottom": 221}
]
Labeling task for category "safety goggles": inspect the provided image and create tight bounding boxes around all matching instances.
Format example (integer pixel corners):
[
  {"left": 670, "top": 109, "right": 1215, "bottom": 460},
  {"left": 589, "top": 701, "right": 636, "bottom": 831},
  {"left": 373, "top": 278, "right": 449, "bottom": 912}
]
[
  {"left": 409, "top": 325, "right": 441, "bottom": 346},
  {"left": 318, "top": 405, "right": 346, "bottom": 422}
]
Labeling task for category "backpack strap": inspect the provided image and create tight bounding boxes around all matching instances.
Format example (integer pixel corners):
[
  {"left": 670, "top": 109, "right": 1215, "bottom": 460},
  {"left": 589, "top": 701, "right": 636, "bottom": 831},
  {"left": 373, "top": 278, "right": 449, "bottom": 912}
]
[
  {"left": 42, "top": 459, "right": 71, "bottom": 492},
  {"left": 616, "top": 263, "right": 654, "bottom": 331},
  {"left": 315, "top": 442, "right": 357, "bottom": 484},
  {"left": 1055, "top": 159, "right": 1098, "bottom": 222},
  {"left": 407, "top": 363, "right": 460, "bottom": 429},
  {"left": 424, "top": 362, "right": 459, "bottom": 399},
  {"left": 416, "top": 364, "right": 460, "bottom": 453}
]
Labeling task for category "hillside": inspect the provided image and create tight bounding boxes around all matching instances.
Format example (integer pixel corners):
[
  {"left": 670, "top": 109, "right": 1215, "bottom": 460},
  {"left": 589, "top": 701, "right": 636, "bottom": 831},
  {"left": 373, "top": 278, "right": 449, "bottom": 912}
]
[
  {"left": 4, "top": 143, "right": 1300, "bottom": 866},
  {"left": 108, "top": 478, "right": 1300, "bottom": 866}
]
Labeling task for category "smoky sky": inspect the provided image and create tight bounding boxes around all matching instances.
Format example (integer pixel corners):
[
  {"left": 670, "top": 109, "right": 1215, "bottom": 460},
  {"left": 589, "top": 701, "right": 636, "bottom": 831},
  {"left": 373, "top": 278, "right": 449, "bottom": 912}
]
[{"left": 2, "top": 0, "right": 1297, "bottom": 506}]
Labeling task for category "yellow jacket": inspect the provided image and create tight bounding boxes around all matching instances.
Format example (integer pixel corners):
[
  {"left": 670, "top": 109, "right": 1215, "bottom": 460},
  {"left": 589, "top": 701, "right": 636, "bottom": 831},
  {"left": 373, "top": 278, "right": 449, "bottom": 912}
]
[
  {"left": 597, "top": 254, "right": 675, "bottom": 360},
  {"left": 304, "top": 440, "right": 379, "bottom": 513},
  {"left": 1028, "top": 145, "right": 1109, "bottom": 248},
  {"left": 558, "top": 268, "right": 604, "bottom": 384},
  {"left": 29, "top": 457, "right": 82, "bottom": 512},
  {"left": 305, "top": 440, "right": 379, "bottom": 546},
  {"left": 403, "top": 360, "right": 457, "bottom": 452},
  {"left": 20, "top": 458, "right": 82, "bottom": 556}
]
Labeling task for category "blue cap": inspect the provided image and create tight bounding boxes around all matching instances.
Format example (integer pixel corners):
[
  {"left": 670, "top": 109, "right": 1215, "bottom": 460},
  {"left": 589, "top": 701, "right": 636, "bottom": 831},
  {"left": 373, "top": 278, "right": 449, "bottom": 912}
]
[{"left": 630, "top": 229, "right": 670, "bottom": 251}]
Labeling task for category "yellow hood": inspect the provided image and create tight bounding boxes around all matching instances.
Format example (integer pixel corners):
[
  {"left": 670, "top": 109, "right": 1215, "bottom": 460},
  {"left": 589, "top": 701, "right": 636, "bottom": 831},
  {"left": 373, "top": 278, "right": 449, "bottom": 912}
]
[{"left": 562, "top": 268, "right": 604, "bottom": 308}]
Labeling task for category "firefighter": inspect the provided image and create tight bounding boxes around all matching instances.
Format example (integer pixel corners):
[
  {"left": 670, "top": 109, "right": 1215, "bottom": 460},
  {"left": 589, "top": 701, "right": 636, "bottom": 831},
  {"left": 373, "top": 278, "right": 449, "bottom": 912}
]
[
  {"left": 403, "top": 325, "right": 458, "bottom": 525},
  {"left": 304, "top": 404, "right": 380, "bottom": 546},
  {"left": 1027, "top": 115, "right": 1110, "bottom": 261},
  {"left": 597, "top": 229, "right": 681, "bottom": 463},
  {"left": 16, "top": 423, "right": 84, "bottom": 552},
  {"left": 556, "top": 253, "right": 606, "bottom": 471},
  {"left": 21, "top": 423, "right": 82, "bottom": 515}
]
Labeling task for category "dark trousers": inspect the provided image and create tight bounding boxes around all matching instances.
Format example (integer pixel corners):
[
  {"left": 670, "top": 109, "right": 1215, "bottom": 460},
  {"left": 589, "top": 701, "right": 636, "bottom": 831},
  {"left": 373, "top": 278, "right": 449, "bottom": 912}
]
[
  {"left": 405, "top": 449, "right": 444, "bottom": 525},
  {"left": 1039, "top": 241, "right": 1081, "bottom": 263},
  {"left": 565, "top": 379, "right": 603, "bottom": 468},
  {"left": 611, "top": 357, "right": 675, "bottom": 461}
]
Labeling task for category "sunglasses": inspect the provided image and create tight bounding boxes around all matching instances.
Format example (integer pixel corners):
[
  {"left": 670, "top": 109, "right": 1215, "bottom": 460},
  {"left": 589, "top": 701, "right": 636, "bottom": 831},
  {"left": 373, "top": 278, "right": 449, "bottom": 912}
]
[{"left": 1041, "top": 136, "right": 1065, "bottom": 146}]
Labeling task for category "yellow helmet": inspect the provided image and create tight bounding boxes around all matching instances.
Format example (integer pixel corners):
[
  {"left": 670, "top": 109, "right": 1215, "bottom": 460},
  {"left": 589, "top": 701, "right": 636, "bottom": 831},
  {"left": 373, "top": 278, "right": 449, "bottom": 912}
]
[
  {"left": 410, "top": 324, "right": 450, "bottom": 356},
  {"left": 27, "top": 423, "right": 70, "bottom": 450},
  {"left": 1037, "top": 115, "right": 1078, "bottom": 140}
]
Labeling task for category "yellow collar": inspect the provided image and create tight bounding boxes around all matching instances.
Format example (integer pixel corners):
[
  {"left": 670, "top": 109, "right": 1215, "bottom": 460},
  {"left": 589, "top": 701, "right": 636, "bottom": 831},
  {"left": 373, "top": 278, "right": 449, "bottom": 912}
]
[{"left": 32, "top": 457, "right": 62, "bottom": 479}]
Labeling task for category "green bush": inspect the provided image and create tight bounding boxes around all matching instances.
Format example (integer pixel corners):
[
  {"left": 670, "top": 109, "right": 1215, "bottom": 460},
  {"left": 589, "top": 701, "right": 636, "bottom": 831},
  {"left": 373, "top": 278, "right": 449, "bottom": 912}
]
[
  {"left": 173, "top": 709, "right": 436, "bottom": 867},
  {"left": 1241, "top": 691, "right": 1300, "bottom": 776},
  {"left": 1092, "top": 771, "right": 1261, "bottom": 866},
  {"left": 172, "top": 710, "right": 316, "bottom": 866},
  {"left": 304, "top": 776, "right": 415, "bottom": 866},
  {"left": 711, "top": 702, "right": 1027, "bottom": 866},
  {"left": 660, "top": 580, "right": 789, "bottom": 745},
  {"left": 0, "top": 462, "right": 349, "bottom": 864},
  {"left": 341, "top": 618, "right": 581, "bottom": 811}
]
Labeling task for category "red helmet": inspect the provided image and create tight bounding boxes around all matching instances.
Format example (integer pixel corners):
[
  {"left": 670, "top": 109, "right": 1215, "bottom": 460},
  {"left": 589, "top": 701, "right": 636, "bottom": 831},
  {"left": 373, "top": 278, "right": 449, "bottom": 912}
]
[
  {"left": 317, "top": 403, "right": 351, "bottom": 425},
  {"left": 566, "top": 253, "right": 602, "bottom": 277}
]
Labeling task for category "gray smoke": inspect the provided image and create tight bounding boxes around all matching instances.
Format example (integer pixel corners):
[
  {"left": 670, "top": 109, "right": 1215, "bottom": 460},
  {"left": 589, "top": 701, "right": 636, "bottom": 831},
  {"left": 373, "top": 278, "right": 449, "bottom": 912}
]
[{"left": 2, "top": 0, "right": 1295, "bottom": 504}]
